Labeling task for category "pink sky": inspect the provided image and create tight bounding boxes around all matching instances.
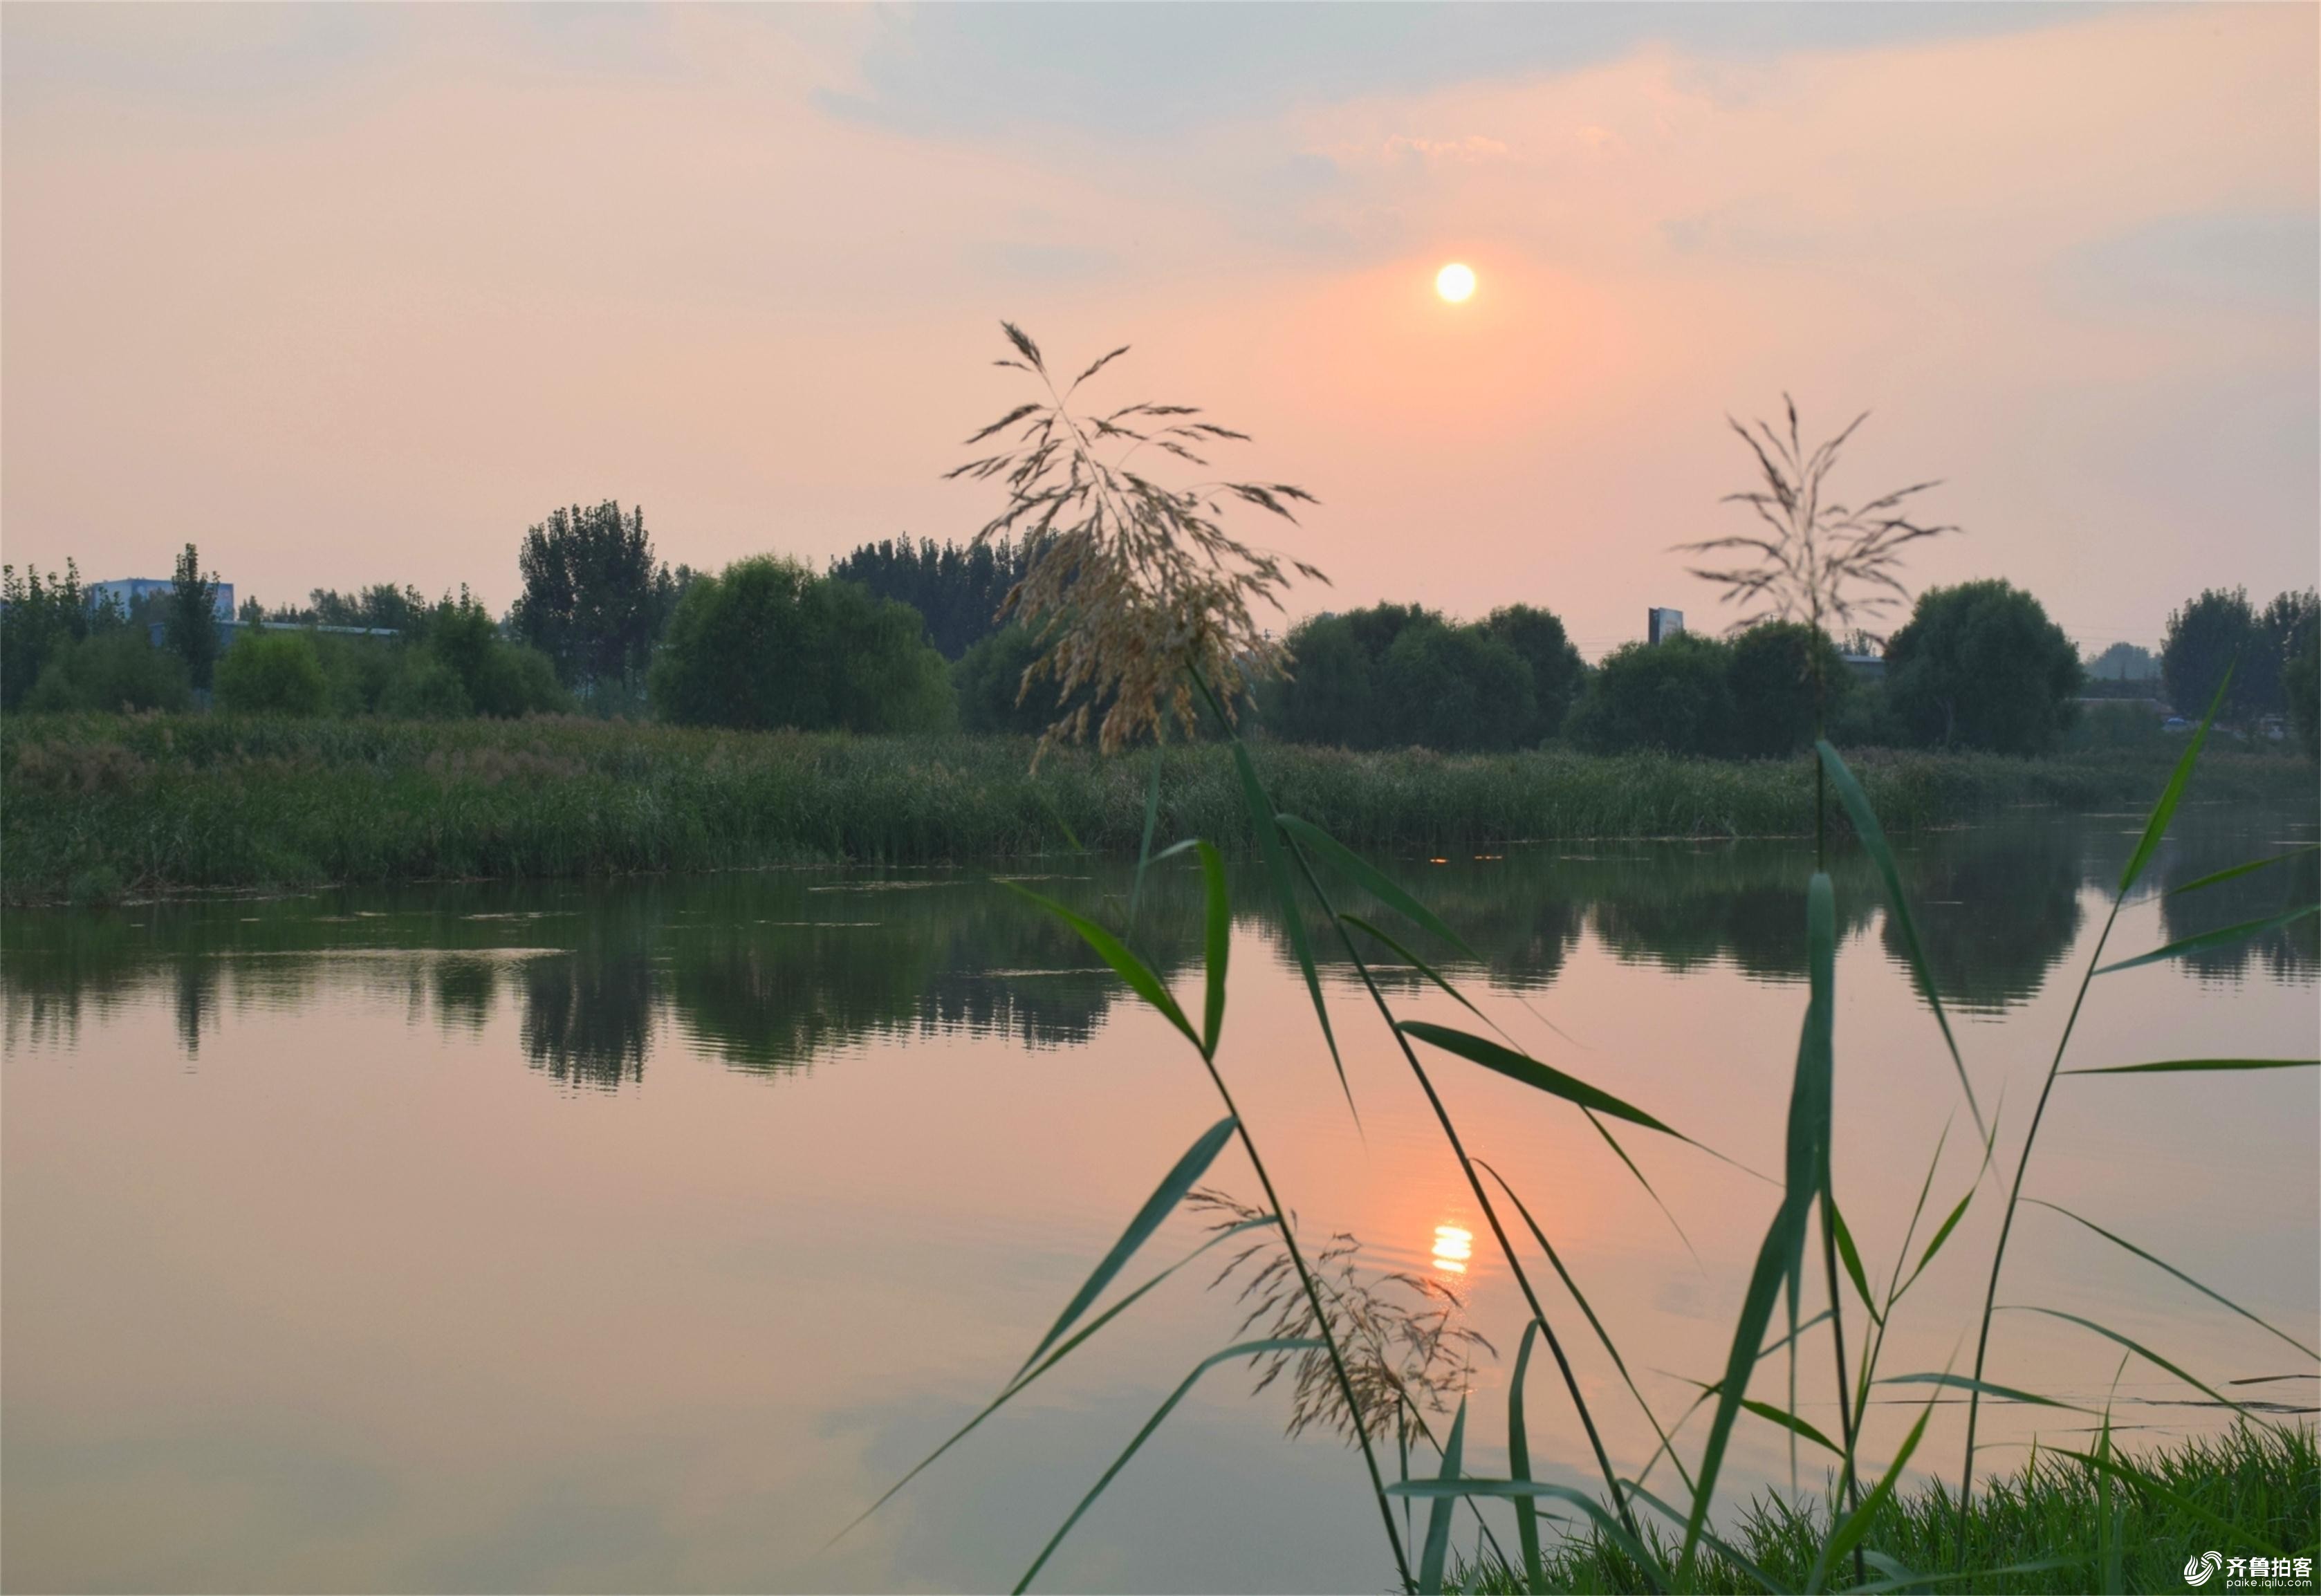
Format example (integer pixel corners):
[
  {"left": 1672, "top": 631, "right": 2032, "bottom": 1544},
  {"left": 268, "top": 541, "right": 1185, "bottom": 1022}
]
[{"left": 4, "top": 3, "right": 2314, "bottom": 657}]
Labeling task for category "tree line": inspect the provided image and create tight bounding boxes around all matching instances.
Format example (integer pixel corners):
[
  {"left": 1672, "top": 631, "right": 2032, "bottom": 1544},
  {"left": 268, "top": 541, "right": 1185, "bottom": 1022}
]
[{"left": 6, "top": 508, "right": 2313, "bottom": 759}]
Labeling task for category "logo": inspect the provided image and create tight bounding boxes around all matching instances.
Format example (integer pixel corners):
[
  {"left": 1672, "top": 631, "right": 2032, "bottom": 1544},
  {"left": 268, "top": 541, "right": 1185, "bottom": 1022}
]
[{"left": 2186, "top": 1551, "right": 2223, "bottom": 1587}]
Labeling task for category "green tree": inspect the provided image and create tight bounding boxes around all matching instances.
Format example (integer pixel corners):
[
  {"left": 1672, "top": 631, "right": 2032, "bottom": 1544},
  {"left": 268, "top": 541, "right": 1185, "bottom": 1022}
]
[
  {"left": 2287, "top": 623, "right": 2320, "bottom": 757},
  {"left": 1482, "top": 604, "right": 1585, "bottom": 741},
  {"left": 1565, "top": 633, "right": 1737, "bottom": 756},
  {"left": 166, "top": 543, "right": 223, "bottom": 692},
  {"left": 2254, "top": 588, "right": 2318, "bottom": 719},
  {"left": 420, "top": 592, "right": 565, "bottom": 718},
  {"left": 1263, "top": 611, "right": 1384, "bottom": 748},
  {"left": 22, "top": 629, "right": 192, "bottom": 713},
  {"left": 956, "top": 624, "right": 1078, "bottom": 735},
  {"left": 1, "top": 561, "right": 98, "bottom": 711},
  {"left": 831, "top": 535, "right": 1031, "bottom": 660},
  {"left": 1728, "top": 620, "right": 1851, "bottom": 759},
  {"left": 1380, "top": 620, "right": 1534, "bottom": 752},
  {"left": 1885, "top": 579, "right": 2081, "bottom": 753},
  {"left": 511, "top": 501, "right": 674, "bottom": 690},
  {"left": 2161, "top": 587, "right": 2257, "bottom": 724},
  {"left": 214, "top": 629, "right": 329, "bottom": 716},
  {"left": 649, "top": 557, "right": 954, "bottom": 733}
]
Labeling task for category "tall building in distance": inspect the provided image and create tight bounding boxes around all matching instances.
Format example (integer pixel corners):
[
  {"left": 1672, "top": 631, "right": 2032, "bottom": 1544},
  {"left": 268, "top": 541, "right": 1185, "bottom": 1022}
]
[{"left": 1647, "top": 606, "right": 1684, "bottom": 645}]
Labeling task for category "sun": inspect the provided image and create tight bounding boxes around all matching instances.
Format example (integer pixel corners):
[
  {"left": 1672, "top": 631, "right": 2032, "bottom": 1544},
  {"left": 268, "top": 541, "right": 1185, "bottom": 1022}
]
[{"left": 1435, "top": 262, "right": 1476, "bottom": 303}]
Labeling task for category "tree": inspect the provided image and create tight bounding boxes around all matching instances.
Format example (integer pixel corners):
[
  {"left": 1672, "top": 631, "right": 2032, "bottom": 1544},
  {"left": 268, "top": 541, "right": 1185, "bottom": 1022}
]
[
  {"left": 1885, "top": 579, "right": 2081, "bottom": 754},
  {"left": 299, "top": 584, "right": 431, "bottom": 633},
  {"left": 511, "top": 501, "right": 669, "bottom": 689},
  {"left": 649, "top": 557, "right": 954, "bottom": 734},
  {"left": 214, "top": 630, "right": 329, "bottom": 716},
  {"left": 2161, "top": 587, "right": 2257, "bottom": 724},
  {"left": 420, "top": 592, "right": 565, "bottom": 718},
  {"left": 1482, "top": 604, "right": 1585, "bottom": 741},
  {"left": 2255, "top": 589, "right": 2318, "bottom": 719},
  {"left": 831, "top": 536, "right": 1033, "bottom": 660},
  {"left": 2084, "top": 641, "right": 2158, "bottom": 683},
  {"left": 167, "top": 542, "right": 223, "bottom": 691},
  {"left": 22, "top": 629, "right": 192, "bottom": 714},
  {"left": 1728, "top": 620, "right": 1851, "bottom": 758},
  {"left": 1263, "top": 611, "right": 1380, "bottom": 748},
  {"left": 1380, "top": 621, "right": 1534, "bottom": 752},
  {"left": 1, "top": 560, "right": 97, "bottom": 711},
  {"left": 2287, "top": 623, "right": 2319, "bottom": 758},
  {"left": 1565, "top": 633, "right": 1737, "bottom": 756}
]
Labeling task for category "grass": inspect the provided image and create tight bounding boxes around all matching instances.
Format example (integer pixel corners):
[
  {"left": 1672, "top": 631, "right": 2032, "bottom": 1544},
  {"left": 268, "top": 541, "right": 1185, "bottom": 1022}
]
[
  {"left": 1443, "top": 1425, "right": 2320, "bottom": 1595},
  {"left": 3, "top": 710, "right": 2310, "bottom": 902}
]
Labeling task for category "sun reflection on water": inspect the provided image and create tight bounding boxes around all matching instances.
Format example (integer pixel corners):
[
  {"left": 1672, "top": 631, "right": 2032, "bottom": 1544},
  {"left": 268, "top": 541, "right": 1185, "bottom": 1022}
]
[{"left": 1430, "top": 1224, "right": 1473, "bottom": 1274}]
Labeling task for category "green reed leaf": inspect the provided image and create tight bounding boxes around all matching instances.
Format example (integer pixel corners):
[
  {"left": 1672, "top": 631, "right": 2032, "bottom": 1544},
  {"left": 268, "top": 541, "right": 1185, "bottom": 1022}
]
[
  {"left": 1398, "top": 1021, "right": 1684, "bottom": 1138},
  {"left": 1014, "top": 1337, "right": 1324, "bottom": 1593},
  {"left": 1875, "top": 1372, "right": 2093, "bottom": 1413},
  {"left": 2026, "top": 1199, "right": 2320, "bottom": 1361},
  {"left": 1828, "top": 1192, "right": 1880, "bottom": 1326},
  {"left": 1816, "top": 741, "right": 1982, "bottom": 1138},
  {"left": 1729, "top": 1393, "right": 1842, "bottom": 1456},
  {"left": 1847, "top": 1555, "right": 2088, "bottom": 1593},
  {"left": 1019, "top": 1115, "right": 1238, "bottom": 1376},
  {"left": 1901, "top": 1187, "right": 1974, "bottom": 1295},
  {"left": 1508, "top": 1324, "right": 1546, "bottom": 1595},
  {"left": 2062, "top": 1057, "right": 2318, "bottom": 1076},
  {"left": 2093, "top": 903, "right": 2319, "bottom": 976},
  {"left": 1812, "top": 1396, "right": 1933, "bottom": 1592},
  {"left": 2000, "top": 1305, "right": 2273, "bottom": 1426},
  {"left": 1684, "top": 1196, "right": 1810, "bottom": 1573},
  {"left": 1417, "top": 1395, "right": 1466, "bottom": 1595},
  {"left": 2168, "top": 844, "right": 2319, "bottom": 896},
  {"left": 1196, "top": 841, "right": 1229, "bottom": 1059},
  {"left": 1001, "top": 882, "right": 1199, "bottom": 1052},
  {"left": 1277, "top": 813, "right": 1481, "bottom": 961},
  {"left": 1226, "top": 738, "right": 1351, "bottom": 1116},
  {"left": 2117, "top": 666, "right": 2230, "bottom": 896}
]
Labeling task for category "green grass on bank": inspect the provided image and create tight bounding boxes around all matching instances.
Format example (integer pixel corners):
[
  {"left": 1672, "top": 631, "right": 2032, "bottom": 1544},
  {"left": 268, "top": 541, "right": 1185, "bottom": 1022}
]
[
  {"left": 1, "top": 712, "right": 2311, "bottom": 901},
  {"left": 1445, "top": 1425, "right": 2319, "bottom": 1595}
]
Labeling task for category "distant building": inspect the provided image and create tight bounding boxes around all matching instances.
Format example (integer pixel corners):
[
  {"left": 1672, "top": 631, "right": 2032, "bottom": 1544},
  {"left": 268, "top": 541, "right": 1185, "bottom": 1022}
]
[
  {"left": 1647, "top": 606, "right": 1684, "bottom": 645},
  {"left": 1840, "top": 653, "right": 1885, "bottom": 683},
  {"left": 88, "top": 577, "right": 235, "bottom": 622}
]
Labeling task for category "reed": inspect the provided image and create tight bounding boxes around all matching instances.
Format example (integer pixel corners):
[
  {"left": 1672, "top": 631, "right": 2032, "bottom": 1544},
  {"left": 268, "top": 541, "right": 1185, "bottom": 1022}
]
[
  {"left": 1444, "top": 1424, "right": 2319, "bottom": 1595},
  {"left": 4, "top": 711, "right": 2305, "bottom": 902},
  {"left": 836, "top": 335, "right": 2318, "bottom": 1593}
]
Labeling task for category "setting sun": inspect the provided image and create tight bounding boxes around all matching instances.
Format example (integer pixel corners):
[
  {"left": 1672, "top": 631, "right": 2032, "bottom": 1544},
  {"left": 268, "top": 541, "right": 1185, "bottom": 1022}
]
[{"left": 1434, "top": 262, "right": 1476, "bottom": 303}]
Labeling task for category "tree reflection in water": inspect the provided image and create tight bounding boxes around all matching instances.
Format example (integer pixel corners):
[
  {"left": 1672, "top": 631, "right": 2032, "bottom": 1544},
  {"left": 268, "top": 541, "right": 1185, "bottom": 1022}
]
[{"left": 6, "top": 802, "right": 2309, "bottom": 1082}]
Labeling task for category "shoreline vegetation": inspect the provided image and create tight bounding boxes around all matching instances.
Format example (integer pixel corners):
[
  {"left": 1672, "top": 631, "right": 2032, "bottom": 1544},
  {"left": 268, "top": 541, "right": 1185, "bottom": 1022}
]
[
  {"left": 3, "top": 711, "right": 2311, "bottom": 903},
  {"left": 1443, "top": 1424, "right": 2318, "bottom": 1595}
]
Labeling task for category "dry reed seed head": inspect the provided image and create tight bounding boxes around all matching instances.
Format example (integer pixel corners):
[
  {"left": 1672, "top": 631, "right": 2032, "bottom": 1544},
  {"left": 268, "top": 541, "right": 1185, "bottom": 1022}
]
[
  {"left": 1677, "top": 394, "right": 1957, "bottom": 642},
  {"left": 954, "top": 324, "right": 1326, "bottom": 759},
  {"left": 1187, "top": 1188, "right": 1489, "bottom": 1447}
]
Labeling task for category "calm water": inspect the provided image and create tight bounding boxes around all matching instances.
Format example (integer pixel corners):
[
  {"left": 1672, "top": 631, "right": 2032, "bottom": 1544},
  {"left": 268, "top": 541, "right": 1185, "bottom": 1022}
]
[{"left": 5, "top": 801, "right": 2315, "bottom": 1593}]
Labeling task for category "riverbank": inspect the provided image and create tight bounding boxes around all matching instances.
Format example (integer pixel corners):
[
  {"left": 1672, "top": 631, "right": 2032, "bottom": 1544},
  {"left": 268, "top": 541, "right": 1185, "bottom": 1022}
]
[
  {"left": 3, "top": 712, "right": 2311, "bottom": 901},
  {"left": 1448, "top": 1422, "right": 2318, "bottom": 1594}
]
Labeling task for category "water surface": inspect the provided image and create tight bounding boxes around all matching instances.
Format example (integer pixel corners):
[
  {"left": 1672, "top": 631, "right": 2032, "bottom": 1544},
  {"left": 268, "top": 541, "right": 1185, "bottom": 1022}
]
[{"left": 6, "top": 801, "right": 2315, "bottom": 1592}]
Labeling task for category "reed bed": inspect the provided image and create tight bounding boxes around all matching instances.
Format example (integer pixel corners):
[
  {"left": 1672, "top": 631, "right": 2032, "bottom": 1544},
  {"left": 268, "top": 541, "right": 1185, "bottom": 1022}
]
[
  {"left": 3, "top": 711, "right": 2306, "bottom": 902},
  {"left": 1445, "top": 1425, "right": 2318, "bottom": 1595}
]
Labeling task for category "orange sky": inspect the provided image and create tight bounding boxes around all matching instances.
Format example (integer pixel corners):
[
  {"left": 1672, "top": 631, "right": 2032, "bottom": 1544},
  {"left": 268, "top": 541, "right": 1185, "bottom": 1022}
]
[{"left": 4, "top": 3, "right": 2314, "bottom": 656}]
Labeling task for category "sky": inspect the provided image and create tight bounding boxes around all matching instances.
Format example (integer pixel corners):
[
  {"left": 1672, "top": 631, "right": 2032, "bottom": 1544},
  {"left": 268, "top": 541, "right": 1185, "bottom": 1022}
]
[{"left": 4, "top": 2, "right": 2315, "bottom": 658}]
